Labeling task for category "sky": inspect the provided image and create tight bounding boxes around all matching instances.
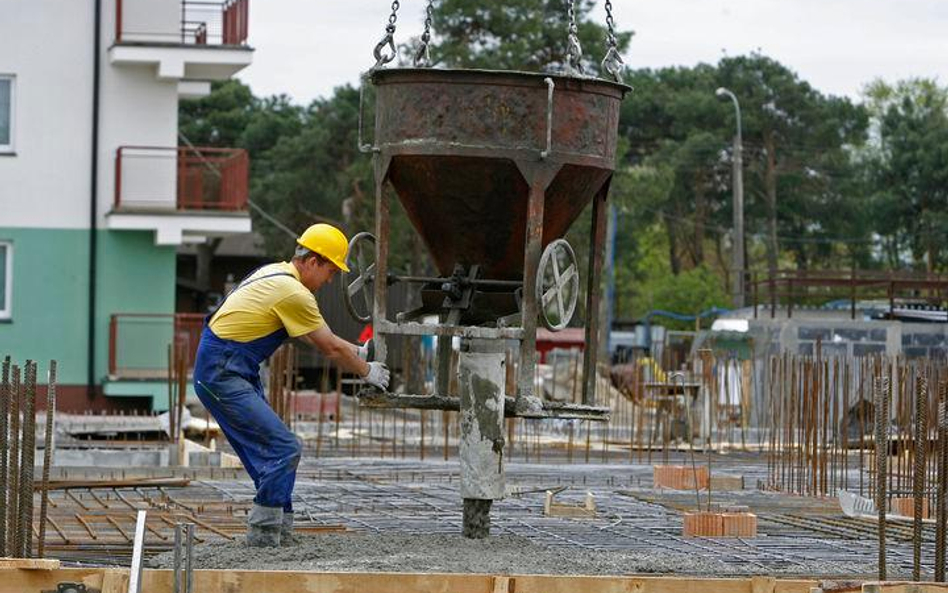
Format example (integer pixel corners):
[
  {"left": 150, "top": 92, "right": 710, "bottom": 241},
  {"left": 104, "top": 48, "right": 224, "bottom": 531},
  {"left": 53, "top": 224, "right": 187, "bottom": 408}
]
[{"left": 238, "top": 0, "right": 948, "bottom": 105}]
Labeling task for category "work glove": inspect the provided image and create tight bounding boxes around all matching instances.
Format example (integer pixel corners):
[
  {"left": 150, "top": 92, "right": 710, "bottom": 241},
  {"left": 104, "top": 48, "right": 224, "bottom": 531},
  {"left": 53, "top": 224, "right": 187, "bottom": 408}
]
[{"left": 363, "top": 361, "right": 390, "bottom": 391}]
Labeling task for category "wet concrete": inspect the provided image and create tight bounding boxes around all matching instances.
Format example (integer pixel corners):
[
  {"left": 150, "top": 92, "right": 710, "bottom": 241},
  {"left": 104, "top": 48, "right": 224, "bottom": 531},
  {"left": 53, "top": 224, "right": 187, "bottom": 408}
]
[{"left": 149, "top": 532, "right": 886, "bottom": 577}]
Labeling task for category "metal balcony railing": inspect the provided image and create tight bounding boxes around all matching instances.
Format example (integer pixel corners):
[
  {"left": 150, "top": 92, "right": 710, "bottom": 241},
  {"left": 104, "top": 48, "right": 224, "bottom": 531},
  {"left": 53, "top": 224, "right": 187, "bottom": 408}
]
[
  {"left": 114, "top": 146, "right": 249, "bottom": 212},
  {"left": 108, "top": 313, "right": 205, "bottom": 378},
  {"left": 116, "top": 0, "right": 249, "bottom": 46},
  {"left": 746, "top": 269, "right": 948, "bottom": 319}
]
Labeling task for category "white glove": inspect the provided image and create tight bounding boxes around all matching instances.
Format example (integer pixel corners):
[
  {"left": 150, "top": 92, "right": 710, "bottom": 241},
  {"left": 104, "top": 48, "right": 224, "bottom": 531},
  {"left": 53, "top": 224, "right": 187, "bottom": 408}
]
[{"left": 363, "top": 362, "right": 390, "bottom": 391}]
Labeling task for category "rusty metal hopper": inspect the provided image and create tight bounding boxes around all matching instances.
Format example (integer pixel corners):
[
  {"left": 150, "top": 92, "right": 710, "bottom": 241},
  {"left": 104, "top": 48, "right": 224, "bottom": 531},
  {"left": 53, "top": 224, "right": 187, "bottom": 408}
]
[{"left": 372, "top": 68, "right": 629, "bottom": 280}]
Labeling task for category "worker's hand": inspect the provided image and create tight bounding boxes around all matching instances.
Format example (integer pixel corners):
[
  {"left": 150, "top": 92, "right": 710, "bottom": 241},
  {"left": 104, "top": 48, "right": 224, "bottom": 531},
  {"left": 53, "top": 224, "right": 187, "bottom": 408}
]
[{"left": 363, "top": 361, "right": 390, "bottom": 391}]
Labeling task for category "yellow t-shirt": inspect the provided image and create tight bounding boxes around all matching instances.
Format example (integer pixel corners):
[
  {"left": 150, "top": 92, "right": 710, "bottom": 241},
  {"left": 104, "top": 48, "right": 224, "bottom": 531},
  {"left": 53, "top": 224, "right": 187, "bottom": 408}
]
[{"left": 209, "top": 262, "right": 325, "bottom": 342}]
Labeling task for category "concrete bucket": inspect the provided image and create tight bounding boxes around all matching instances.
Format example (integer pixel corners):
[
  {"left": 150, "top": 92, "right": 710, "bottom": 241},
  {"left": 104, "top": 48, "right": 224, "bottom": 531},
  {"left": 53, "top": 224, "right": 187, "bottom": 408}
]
[
  {"left": 370, "top": 68, "right": 629, "bottom": 281},
  {"left": 354, "top": 67, "right": 628, "bottom": 538}
]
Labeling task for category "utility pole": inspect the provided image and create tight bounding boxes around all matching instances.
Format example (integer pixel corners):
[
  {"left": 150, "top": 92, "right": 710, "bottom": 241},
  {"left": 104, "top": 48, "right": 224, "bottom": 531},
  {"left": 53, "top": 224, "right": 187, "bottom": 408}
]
[{"left": 716, "top": 87, "right": 745, "bottom": 309}]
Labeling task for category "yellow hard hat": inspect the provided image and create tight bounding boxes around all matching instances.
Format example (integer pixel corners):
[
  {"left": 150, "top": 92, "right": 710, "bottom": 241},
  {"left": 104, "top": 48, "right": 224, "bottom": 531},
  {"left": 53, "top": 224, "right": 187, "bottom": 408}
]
[{"left": 296, "top": 223, "right": 350, "bottom": 272}]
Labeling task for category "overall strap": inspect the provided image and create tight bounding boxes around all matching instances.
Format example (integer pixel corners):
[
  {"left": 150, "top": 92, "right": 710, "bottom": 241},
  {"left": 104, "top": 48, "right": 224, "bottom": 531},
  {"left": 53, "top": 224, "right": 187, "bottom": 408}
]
[{"left": 206, "top": 265, "right": 296, "bottom": 323}]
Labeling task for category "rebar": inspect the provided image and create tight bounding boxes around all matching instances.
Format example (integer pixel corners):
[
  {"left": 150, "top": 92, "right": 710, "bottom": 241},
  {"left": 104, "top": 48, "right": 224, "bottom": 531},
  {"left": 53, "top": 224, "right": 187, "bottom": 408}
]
[
  {"left": 19, "top": 360, "right": 37, "bottom": 557},
  {"left": 936, "top": 380, "right": 948, "bottom": 582},
  {"left": 875, "top": 375, "right": 890, "bottom": 581},
  {"left": 37, "top": 360, "right": 56, "bottom": 558},
  {"left": 0, "top": 356, "right": 9, "bottom": 557},
  {"left": 913, "top": 374, "right": 928, "bottom": 581},
  {"left": 7, "top": 364, "right": 20, "bottom": 555}
]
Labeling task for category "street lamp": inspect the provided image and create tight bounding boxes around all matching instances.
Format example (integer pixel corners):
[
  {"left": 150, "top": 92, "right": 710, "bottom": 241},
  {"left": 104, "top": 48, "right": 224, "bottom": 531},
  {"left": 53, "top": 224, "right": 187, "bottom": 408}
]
[{"left": 716, "top": 87, "right": 745, "bottom": 309}]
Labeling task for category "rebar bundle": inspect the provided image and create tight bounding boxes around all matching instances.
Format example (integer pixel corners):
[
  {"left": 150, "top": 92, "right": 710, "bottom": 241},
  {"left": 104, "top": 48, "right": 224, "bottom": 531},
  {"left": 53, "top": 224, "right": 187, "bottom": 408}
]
[
  {"left": 875, "top": 375, "right": 889, "bottom": 581},
  {"left": 0, "top": 357, "right": 57, "bottom": 558},
  {"left": 0, "top": 356, "right": 9, "bottom": 556},
  {"left": 913, "top": 375, "right": 928, "bottom": 580}
]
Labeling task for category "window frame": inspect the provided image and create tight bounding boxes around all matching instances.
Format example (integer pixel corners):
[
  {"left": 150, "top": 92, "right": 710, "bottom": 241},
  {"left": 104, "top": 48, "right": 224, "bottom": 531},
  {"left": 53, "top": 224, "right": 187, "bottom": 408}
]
[
  {"left": 0, "top": 75, "right": 15, "bottom": 154},
  {"left": 0, "top": 241, "right": 10, "bottom": 320}
]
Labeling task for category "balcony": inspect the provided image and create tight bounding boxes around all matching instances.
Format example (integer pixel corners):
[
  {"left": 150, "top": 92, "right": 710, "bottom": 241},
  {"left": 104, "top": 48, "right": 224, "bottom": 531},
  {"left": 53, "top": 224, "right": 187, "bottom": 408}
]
[
  {"left": 107, "top": 145, "right": 251, "bottom": 245},
  {"left": 111, "top": 0, "right": 252, "bottom": 81},
  {"left": 108, "top": 313, "right": 205, "bottom": 379}
]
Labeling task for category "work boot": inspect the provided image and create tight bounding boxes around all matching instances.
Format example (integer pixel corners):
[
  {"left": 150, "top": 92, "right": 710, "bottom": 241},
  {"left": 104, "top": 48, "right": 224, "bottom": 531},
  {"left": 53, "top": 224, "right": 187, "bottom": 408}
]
[
  {"left": 280, "top": 511, "right": 298, "bottom": 546},
  {"left": 247, "top": 503, "right": 282, "bottom": 547}
]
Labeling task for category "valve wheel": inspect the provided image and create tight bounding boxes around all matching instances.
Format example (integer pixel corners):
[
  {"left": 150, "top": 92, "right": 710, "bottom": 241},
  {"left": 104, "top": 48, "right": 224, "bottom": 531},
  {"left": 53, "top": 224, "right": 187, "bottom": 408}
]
[
  {"left": 536, "top": 239, "right": 579, "bottom": 332},
  {"left": 342, "top": 232, "right": 377, "bottom": 323}
]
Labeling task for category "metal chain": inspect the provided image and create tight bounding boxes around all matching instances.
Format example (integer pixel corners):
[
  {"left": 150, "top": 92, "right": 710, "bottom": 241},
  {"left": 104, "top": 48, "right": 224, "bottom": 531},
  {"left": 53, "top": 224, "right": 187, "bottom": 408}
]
[
  {"left": 414, "top": 0, "right": 435, "bottom": 67},
  {"left": 565, "top": 0, "right": 584, "bottom": 75},
  {"left": 601, "top": 0, "right": 624, "bottom": 82},
  {"left": 372, "top": 0, "right": 401, "bottom": 69}
]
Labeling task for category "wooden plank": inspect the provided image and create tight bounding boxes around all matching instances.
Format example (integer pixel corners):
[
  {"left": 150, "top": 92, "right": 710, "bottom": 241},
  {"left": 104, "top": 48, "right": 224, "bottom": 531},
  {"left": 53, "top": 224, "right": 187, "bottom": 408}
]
[
  {"left": 0, "top": 558, "right": 61, "bottom": 570},
  {"left": 752, "top": 576, "right": 776, "bottom": 593},
  {"left": 862, "top": 584, "right": 948, "bottom": 593},
  {"left": 0, "top": 568, "right": 820, "bottom": 593}
]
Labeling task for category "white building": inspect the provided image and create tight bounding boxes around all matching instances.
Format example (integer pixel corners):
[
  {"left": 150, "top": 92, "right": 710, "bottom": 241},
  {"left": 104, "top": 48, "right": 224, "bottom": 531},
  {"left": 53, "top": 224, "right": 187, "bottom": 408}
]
[{"left": 0, "top": 0, "right": 254, "bottom": 410}]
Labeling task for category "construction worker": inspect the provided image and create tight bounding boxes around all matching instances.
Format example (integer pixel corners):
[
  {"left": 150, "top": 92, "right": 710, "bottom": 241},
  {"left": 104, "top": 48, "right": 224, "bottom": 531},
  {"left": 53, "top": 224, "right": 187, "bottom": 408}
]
[{"left": 193, "top": 223, "right": 389, "bottom": 547}]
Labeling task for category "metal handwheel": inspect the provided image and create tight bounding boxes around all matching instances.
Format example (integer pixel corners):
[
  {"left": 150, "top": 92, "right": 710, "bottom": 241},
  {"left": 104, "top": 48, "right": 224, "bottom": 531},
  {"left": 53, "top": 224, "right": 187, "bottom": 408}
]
[
  {"left": 342, "top": 232, "right": 377, "bottom": 323},
  {"left": 536, "top": 238, "right": 580, "bottom": 332}
]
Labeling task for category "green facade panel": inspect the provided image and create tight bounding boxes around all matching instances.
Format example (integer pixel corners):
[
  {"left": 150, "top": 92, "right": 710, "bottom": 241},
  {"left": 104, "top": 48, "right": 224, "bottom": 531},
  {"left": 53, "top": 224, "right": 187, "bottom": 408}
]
[
  {"left": 0, "top": 227, "right": 91, "bottom": 384},
  {"left": 0, "top": 227, "right": 177, "bottom": 399},
  {"left": 95, "top": 230, "right": 177, "bottom": 383}
]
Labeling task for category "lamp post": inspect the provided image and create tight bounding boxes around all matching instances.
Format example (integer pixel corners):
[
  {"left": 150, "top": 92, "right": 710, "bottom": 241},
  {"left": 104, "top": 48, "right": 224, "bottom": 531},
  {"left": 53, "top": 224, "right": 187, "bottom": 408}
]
[{"left": 716, "top": 87, "right": 745, "bottom": 309}]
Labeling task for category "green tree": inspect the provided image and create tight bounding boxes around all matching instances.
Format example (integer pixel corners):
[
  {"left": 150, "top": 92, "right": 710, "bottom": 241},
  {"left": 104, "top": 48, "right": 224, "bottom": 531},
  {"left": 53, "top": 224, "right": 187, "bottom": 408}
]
[
  {"left": 863, "top": 78, "right": 948, "bottom": 272},
  {"left": 412, "top": 0, "right": 632, "bottom": 75},
  {"left": 716, "top": 54, "right": 869, "bottom": 273}
]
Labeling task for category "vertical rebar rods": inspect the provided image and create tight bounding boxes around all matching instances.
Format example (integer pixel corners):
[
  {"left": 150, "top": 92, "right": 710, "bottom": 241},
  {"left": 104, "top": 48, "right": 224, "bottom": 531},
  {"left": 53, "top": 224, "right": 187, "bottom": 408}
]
[
  {"left": 7, "top": 364, "right": 20, "bottom": 555},
  {"left": 875, "top": 375, "right": 890, "bottom": 581},
  {"left": 37, "top": 360, "right": 56, "bottom": 558},
  {"left": 15, "top": 361, "right": 37, "bottom": 558},
  {"left": 936, "top": 380, "right": 948, "bottom": 582},
  {"left": 913, "top": 374, "right": 928, "bottom": 581},
  {"left": 0, "top": 356, "right": 9, "bottom": 557}
]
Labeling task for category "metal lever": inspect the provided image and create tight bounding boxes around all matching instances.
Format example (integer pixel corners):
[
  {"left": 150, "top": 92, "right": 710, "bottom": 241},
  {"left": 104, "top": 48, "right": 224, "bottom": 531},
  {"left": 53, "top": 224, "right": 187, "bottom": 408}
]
[
  {"left": 540, "top": 78, "right": 555, "bottom": 159},
  {"left": 358, "top": 79, "right": 380, "bottom": 154}
]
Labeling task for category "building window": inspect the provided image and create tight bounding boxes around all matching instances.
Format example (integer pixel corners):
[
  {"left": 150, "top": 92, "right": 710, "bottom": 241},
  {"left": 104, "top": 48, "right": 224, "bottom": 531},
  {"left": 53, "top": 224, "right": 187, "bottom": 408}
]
[
  {"left": 0, "top": 76, "right": 14, "bottom": 153},
  {"left": 0, "top": 241, "right": 10, "bottom": 320}
]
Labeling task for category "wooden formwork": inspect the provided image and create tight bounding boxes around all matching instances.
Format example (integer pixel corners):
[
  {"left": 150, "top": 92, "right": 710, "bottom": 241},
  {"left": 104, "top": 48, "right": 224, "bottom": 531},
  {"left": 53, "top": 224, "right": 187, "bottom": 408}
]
[
  {"left": 11, "top": 567, "right": 948, "bottom": 593},
  {"left": 0, "top": 567, "right": 819, "bottom": 593}
]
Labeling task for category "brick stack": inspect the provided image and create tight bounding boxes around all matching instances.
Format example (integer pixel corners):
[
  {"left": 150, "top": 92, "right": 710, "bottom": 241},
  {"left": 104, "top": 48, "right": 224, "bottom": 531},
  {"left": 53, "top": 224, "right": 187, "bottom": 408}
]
[
  {"left": 891, "top": 497, "right": 930, "bottom": 519},
  {"left": 653, "top": 465, "right": 709, "bottom": 490},
  {"left": 683, "top": 504, "right": 757, "bottom": 538}
]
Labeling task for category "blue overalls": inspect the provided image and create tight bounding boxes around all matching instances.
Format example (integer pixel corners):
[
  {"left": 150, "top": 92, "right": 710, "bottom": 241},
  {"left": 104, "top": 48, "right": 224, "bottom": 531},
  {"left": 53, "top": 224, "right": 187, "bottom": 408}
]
[{"left": 193, "top": 270, "right": 304, "bottom": 512}]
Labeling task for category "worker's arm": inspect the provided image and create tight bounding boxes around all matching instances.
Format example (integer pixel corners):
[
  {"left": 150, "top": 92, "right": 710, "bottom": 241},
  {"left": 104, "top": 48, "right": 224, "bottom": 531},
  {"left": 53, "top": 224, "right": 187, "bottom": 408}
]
[
  {"left": 300, "top": 326, "right": 390, "bottom": 390},
  {"left": 300, "top": 326, "right": 368, "bottom": 376}
]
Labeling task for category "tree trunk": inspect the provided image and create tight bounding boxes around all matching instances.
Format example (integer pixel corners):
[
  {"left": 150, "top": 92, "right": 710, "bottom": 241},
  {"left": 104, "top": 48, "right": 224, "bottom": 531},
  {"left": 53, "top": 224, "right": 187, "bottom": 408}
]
[
  {"left": 715, "top": 234, "right": 730, "bottom": 299},
  {"left": 692, "top": 175, "right": 706, "bottom": 268},
  {"left": 666, "top": 218, "right": 681, "bottom": 275},
  {"left": 763, "top": 133, "right": 780, "bottom": 277}
]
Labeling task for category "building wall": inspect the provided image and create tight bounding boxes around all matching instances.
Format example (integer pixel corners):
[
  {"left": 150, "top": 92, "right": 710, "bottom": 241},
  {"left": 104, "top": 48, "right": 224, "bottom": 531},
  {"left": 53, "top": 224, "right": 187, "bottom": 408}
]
[
  {"left": 0, "top": 227, "right": 91, "bottom": 384},
  {"left": 0, "top": 228, "right": 175, "bottom": 392},
  {"left": 2, "top": 0, "right": 250, "bottom": 410},
  {"left": 0, "top": 0, "right": 93, "bottom": 228},
  {"left": 99, "top": 0, "right": 181, "bottom": 222},
  {"left": 94, "top": 230, "right": 177, "bottom": 384}
]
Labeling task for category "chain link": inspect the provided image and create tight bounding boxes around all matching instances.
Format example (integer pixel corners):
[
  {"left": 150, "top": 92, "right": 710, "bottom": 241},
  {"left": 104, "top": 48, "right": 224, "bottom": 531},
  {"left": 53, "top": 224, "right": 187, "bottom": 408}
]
[
  {"left": 601, "top": 0, "right": 624, "bottom": 82},
  {"left": 372, "top": 0, "right": 401, "bottom": 69},
  {"left": 565, "top": 0, "right": 584, "bottom": 75},
  {"left": 413, "top": 0, "right": 435, "bottom": 67}
]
